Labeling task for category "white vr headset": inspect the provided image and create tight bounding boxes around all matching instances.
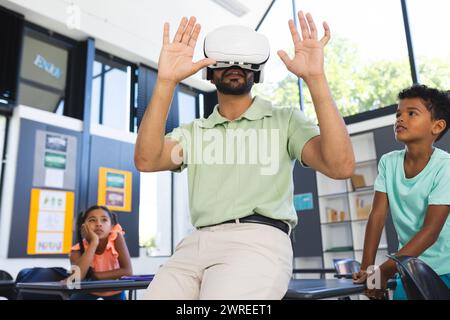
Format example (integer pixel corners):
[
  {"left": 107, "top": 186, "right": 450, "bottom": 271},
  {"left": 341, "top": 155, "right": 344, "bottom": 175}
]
[{"left": 203, "top": 25, "right": 270, "bottom": 83}]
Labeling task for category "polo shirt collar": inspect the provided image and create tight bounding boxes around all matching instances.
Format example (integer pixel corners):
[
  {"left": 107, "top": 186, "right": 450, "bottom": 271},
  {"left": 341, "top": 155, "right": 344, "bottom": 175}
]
[{"left": 199, "top": 96, "right": 273, "bottom": 129}]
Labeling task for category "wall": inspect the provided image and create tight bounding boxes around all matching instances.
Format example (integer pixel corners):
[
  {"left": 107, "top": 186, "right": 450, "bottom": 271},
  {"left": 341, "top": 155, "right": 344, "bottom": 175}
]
[
  {"left": 7, "top": 118, "right": 83, "bottom": 258},
  {"left": 292, "top": 163, "right": 323, "bottom": 258},
  {"left": 0, "top": 105, "right": 168, "bottom": 278},
  {"left": 87, "top": 133, "right": 140, "bottom": 257},
  {"left": 0, "top": 0, "right": 272, "bottom": 93},
  {"left": 292, "top": 110, "right": 450, "bottom": 263}
]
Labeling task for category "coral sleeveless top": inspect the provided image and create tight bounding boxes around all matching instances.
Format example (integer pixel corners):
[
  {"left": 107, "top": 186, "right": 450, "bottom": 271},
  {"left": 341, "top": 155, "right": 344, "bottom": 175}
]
[{"left": 71, "top": 224, "right": 125, "bottom": 297}]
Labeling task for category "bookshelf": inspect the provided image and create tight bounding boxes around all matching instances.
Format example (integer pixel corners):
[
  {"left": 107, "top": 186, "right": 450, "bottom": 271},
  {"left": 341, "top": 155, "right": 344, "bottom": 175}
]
[{"left": 316, "top": 132, "right": 389, "bottom": 275}]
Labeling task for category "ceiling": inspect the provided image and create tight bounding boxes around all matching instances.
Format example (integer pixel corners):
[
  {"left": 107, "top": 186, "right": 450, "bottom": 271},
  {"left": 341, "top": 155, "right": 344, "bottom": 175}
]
[{"left": 1, "top": 0, "right": 275, "bottom": 91}]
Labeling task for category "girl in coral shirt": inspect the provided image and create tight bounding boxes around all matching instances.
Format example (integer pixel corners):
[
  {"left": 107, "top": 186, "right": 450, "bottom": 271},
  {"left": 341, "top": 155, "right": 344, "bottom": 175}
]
[{"left": 69, "top": 205, "right": 132, "bottom": 300}]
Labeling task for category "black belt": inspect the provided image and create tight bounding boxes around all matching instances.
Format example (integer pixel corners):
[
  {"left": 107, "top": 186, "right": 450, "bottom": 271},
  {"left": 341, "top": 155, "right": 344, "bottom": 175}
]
[{"left": 202, "top": 214, "right": 290, "bottom": 235}]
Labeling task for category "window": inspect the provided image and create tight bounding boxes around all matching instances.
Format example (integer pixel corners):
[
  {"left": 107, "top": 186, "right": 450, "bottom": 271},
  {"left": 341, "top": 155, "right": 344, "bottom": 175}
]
[
  {"left": 178, "top": 88, "right": 198, "bottom": 123},
  {"left": 0, "top": 115, "right": 6, "bottom": 192},
  {"left": 172, "top": 86, "right": 199, "bottom": 248},
  {"left": 198, "top": 93, "right": 205, "bottom": 119},
  {"left": 139, "top": 171, "right": 172, "bottom": 256},
  {"left": 18, "top": 29, "right": 69, "bottom": 113},
  {"left": 0, "top": 6, "right": 24, "bottom": 108},
  {"left": 138, "top": 86, "right": 201, "bottom": 256},
  {"left": 293, "top": 0, "right": 411, "bottom": 120},
  {"left": 91, "top": 52, "right": 136, "bottom": 131},
  {"left": 252, "top": 0, "right": 300, "bottom": 110},
  {"left": 407, "top": 0, "right": 450, "bottom": 89}
]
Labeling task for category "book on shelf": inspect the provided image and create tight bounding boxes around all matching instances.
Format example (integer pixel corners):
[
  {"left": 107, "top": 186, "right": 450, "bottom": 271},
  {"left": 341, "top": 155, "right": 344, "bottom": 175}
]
[
  {"left": 326, "top": 207, "right": 348, "bottom": 222},
  {"left": 350, "top": 174, "right": 367, "bottom": 190},
  {"left": 355, "top": 197, "right": 371, "bottom": 219}
]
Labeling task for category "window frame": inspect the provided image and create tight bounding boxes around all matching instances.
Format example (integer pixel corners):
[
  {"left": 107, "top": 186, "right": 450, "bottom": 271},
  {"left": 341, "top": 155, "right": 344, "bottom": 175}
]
[
  {"left": 178, "top": 84, "right": 203, "bottom": 120},
  {"left": 171, "top": 84, "right": 203, "bottom": 253},
  {"left": 92, "top": 50, "right": 138, "bottom": 132},
  {"left": 252, "top": 0, "right": 439, "bottom": 122},
  {"left": 18, "top": 22, "right": 76, "bottom": 116}
]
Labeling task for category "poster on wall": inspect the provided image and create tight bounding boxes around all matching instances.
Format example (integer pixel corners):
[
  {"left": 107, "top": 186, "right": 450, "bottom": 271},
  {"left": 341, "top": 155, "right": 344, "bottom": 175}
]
[
  {"left": 98, "top": 167, "right": 132, "bottom": 212},
  {"left": 33, "top": 130, "right": 77, "bottom": 189},
  {"left": 45, "top": 134, "right": 68, "bottom": 152},
  {"left": 294, "top": 192, "right": 314, "bottom": 211},
  {"left": 27, "top": 188, "right": 74, "bottom": 255}
]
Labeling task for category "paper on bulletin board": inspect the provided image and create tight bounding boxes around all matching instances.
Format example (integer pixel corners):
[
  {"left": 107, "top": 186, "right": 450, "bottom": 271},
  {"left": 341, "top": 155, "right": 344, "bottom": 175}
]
[
  {"left": 294, "top": 193, "right": 314, "bottom": 211},
  {"left": 33, "top": 130, "right": 77, "bottom": 190},
  {"left": 27, "top": 189, "right": 74, "bottom": 255},
  {"left": 44, "top": 168, "right": 65, "bottom": 188},
  {"left": 98, "top": 167, "right": 132, "bottom": 212},
  {"left": 46, "top": 134, "right": 68, "bottom": 152}
]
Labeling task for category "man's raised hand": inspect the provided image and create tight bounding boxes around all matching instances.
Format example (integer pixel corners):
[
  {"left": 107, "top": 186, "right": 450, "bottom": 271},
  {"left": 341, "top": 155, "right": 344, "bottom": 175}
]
[
  {"left": 277, "top": 11, "right": 330, "bottom": 82},
  {"left": 157, "top": 16, "right": 216, "bottom": 85}
]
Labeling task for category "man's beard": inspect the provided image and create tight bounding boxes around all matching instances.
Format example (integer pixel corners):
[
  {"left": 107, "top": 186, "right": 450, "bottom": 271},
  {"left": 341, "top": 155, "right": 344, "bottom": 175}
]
[{"left": 214, "top": 69, "right": 254, "bottom": 95}]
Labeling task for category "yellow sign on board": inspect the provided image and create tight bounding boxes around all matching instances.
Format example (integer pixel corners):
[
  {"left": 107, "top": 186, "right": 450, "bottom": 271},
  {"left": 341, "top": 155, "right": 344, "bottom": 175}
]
[
  {"left": 27, "top": 189, "right": 74, "bottom": 255},
  {"left": 97, "top": 167, "right": 132, "bottom": 212}
]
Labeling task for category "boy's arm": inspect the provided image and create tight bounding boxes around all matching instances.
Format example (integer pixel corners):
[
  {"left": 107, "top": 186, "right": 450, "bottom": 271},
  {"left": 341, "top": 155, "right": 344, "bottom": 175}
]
[
  {"left": 134, "top": 17, "right": 215, "bottom": 172},
  {"left": 360, "top": 191, "right": 390, "bottom": 271},
  {"left": 379, "top": 204, "right": 449, "bottom": 280},
  {"left": 278, "top": 11, "right": 354, "bottom": 179}
]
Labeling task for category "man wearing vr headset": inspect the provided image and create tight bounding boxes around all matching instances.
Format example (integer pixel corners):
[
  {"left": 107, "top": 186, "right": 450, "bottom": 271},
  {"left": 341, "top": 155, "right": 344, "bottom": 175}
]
[{"left": 136, "top": 12, "right": 355, "bottom": 299}]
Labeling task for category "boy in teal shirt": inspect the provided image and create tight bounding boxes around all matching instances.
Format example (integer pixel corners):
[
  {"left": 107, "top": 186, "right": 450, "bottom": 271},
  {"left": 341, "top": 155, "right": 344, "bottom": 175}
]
[{"left": 353, "top": 85, "right": 450, "bottom": 299}]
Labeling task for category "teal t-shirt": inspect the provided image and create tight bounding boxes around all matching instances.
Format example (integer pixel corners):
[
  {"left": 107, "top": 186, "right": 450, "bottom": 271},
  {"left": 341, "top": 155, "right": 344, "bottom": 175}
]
[{"left": 374, "top": 147, "right": 450, "bottom": 275}]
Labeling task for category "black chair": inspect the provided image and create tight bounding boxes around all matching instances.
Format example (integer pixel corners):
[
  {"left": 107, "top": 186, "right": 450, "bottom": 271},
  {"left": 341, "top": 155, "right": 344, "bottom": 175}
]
[
  {"left": 330, "top": 259, "right": 361, "bottom": 300},
  {"left": 387, "top": 254, "right": 450, "bottom": 300},
  {"left": 0, "top": 270, "right": 14, "bottom": 299},
  {"left": 333, "top": 258, "right": 361, "bottom": 279},
  {"left": 14, "top": 267, "right": 69, "bottom": 300},
  {"left": 0, "top": 270, "right": 13, "bottom": 281}
]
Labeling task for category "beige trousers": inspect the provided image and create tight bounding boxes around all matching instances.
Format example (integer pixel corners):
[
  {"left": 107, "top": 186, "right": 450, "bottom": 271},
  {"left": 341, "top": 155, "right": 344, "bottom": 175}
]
[{"left": 143, "top": 222, "right": 293, "bottom": 300}]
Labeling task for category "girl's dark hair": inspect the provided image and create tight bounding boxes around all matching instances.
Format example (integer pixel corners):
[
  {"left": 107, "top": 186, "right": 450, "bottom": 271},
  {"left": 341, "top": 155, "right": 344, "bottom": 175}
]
[
  {"left": 75, "top": 205, "right": 118, "bottom": 255},
  {"left": 398, "top": 85, "right": 450, "bottom": 141}
]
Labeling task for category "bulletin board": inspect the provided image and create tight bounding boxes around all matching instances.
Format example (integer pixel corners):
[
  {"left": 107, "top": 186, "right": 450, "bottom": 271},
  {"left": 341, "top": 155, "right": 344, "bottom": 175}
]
[
  {"left": 97, "top": 167, "right": 132, "bottom": 212},
  {"left": 8, "top": 119, "right": 82, "bottom": 258},
  {"left": 8, "top": 119, "right": 140, "bottom": 258},
  {"left": 27, "top": 188, "right": 74, "bottom": 255}
]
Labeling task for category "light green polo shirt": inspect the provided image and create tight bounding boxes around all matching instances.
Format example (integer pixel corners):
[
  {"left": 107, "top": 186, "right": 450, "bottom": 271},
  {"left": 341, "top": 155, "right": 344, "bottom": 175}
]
[
  {"left": 374, "top": 148, "right": 450, "bottom": 275},
  {"left": 166, "top": 96, "right": 320, "bottom": 228}
]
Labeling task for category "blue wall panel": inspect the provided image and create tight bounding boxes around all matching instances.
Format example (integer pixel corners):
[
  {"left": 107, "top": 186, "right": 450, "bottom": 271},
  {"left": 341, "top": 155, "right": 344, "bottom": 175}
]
[
  {"left": 88, "top": 135, "right": 140, "bottom": 257},
  {"left": 8, "top": 119, "right": 82, "bottom": 258}
]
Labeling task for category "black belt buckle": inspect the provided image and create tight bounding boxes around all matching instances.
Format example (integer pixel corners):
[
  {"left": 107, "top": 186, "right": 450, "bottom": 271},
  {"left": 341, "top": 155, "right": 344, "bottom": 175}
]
[
  {"left": 202, "top": 214, "right": 290, "bottom": 235},
  {"left": 239, "top": 214, "right": 290, "bottom": 235}
]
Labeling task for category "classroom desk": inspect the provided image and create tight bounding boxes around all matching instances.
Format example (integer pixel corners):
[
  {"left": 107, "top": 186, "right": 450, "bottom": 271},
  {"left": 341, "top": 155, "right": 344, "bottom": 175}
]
[
  {"left": 284, "top": 279, "right": 366, "bottom": 299},
  {"left": 15, "top": 278, "right": 395, "bottom": 300},
  {"left": 15, "top": 279, "right": 151, "bottom": 300},
  {"left": 285, "top": 278, "right": 397, "bottom": 300}
]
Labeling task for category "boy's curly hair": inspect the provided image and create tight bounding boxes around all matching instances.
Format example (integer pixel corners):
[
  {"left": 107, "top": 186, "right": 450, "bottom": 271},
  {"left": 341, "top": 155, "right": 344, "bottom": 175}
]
[{"left": 398, "top": 85, "right": 450, "bottom": 141}]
